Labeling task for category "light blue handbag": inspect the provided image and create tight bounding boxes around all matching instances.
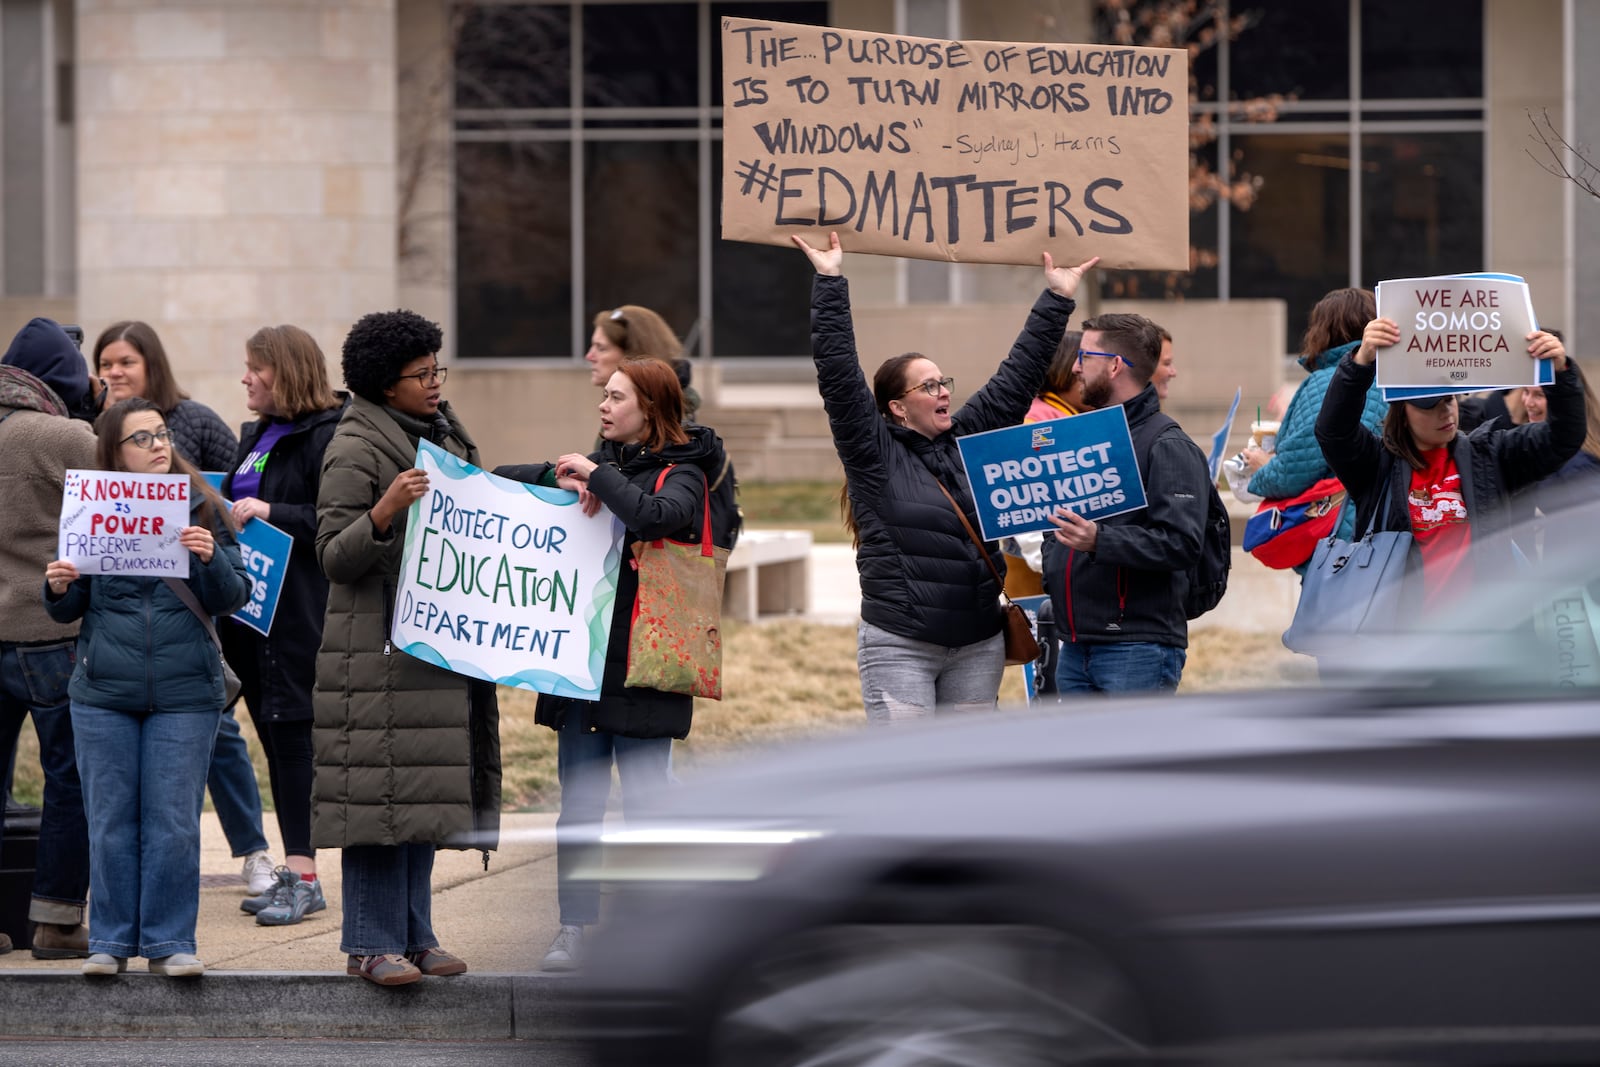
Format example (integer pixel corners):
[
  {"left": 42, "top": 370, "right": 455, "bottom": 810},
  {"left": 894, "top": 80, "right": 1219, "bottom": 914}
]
[{"left": 1282, "top": 463, "right": 1413, "bottom": 656}]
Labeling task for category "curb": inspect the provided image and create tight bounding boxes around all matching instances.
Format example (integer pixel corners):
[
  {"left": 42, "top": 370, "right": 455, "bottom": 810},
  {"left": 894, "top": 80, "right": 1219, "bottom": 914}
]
[{"left": 0, "top": 970, "right": 581, "bottom": 1041}]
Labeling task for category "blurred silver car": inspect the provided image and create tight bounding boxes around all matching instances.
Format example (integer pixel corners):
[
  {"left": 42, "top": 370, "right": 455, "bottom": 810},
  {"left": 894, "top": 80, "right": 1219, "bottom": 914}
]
[{"left": 577, "top": 510, "right": 1600, "bottom": 1066}]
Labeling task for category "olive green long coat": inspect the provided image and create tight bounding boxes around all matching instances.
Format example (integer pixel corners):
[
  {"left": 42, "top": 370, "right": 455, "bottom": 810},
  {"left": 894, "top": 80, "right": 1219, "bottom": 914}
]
[{"left": 311, "top": 394, "right": 501, "bottom": 851}]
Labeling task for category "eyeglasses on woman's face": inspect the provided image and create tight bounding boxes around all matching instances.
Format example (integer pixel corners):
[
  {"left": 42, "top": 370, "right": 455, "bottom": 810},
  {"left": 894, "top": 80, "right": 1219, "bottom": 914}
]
[
  {"left": 901, "top": 376, "right": 954, "bottom": 398},
  {"left": 395, "top": 366, "right": 448, "bottom": 387},
  {"left": 119, "top": 428, "right": 172, "bottom": 450}
]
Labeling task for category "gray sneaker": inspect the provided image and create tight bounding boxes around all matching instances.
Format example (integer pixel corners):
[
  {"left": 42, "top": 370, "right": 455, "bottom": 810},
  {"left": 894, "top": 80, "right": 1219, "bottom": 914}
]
[
  {"left": 540, "top": 924, "right": 584, "bottom": 973},
  {"left": 255, "top": 876, "right": 326, "bottom": 926},
  {"left": 241, "top": 866, "right": 297, "bottom": 915}
]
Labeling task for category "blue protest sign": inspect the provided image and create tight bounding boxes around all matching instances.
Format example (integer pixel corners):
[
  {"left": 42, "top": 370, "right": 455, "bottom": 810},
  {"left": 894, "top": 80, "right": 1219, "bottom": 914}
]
[
  {"left": 1208, "top": 388, "right": 1242, "bottom": 482},
  {"left": 232, "top": 517, "right": 292, "bottom": 637},
  {"left": 957, "top": 406, "right": 1148, "bottom": 542},
  {"left": 201, "top": 471, "right": 290, "bottom": 636}
]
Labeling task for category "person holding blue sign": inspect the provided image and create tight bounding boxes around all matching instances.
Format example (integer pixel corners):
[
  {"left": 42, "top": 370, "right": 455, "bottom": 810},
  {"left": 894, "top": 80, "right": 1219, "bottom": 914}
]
[
  {"left": 1041, "top": 313, "right": 1214, "bottom": 694},
  {"left": 1315, "top": 318, "right": 1582, "bottom": 611},
  {"left": 219, "top": 325, "right": 348, "bottom": 928},
  {"left": 44, "top": 397, "right": 251, "bottom": 978},
  {"left": 313, "top": 309, "right": 499, "bottom": 988},
  {"left": 793, "top": 231, "right": 1096, "bottom": 724}
]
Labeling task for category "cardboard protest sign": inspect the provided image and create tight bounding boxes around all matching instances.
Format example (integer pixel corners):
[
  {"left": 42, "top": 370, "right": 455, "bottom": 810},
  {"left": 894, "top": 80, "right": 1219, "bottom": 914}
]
[
  {"left": 392, "top": 441, "right": 626, "bottom": 700},
  {"left": 1376, "top": 273, "right": 1550, "bottom": 397},
  {"left": 231, "top": 518, "right": 292, "bottom": 637},
  {"left": 59, "top": 470, "right": 191, "bottom": 577},
  {"left": 957, "top": 405, "right": 1147, "bottom": 541},
  {"left": 721, "top": 17, "right": 1188, "bottom": 269}
]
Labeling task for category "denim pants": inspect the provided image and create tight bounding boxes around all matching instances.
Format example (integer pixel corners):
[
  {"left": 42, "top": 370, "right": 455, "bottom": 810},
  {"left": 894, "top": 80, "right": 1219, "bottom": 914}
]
[
  {"left": 555, "top": 714, "right": 673, "bottom": 926},
  {"left": 857, "top": 621, "right": 1006, "bottom": 725},
  {"left": 340, "top": 843, "right": 437, "bottom": 957},
  {"left": 207, "top": 702, "right": 269, "bottom": 858},
  {"left": 71, "top": 702, "right": 218, "bottom": 958},
  {"left": 1054, "top": 641, "right": 1186, "bottom": 695},
  {"left": 0, "top": 641, "right": 90, "bottom": 924}
]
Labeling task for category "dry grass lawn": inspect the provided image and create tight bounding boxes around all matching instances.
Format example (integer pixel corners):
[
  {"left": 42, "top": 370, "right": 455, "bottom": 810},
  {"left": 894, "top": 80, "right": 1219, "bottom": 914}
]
[{"left": 8, "top": 622, "right": 1312, "bottom": 812}]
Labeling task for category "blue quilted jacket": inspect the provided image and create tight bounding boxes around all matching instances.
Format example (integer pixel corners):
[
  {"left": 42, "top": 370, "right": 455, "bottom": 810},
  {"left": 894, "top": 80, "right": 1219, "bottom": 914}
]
[{"left": 1248, "top": 340, "right": 1387, "bottom": 544}]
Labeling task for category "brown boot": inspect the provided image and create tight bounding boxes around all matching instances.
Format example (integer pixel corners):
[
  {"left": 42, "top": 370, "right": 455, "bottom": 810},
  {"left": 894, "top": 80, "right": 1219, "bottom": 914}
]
[
  {"left": 30, "top": 922, "right": 90, "bottom": 960},
  {"left": 0, "top": 932, "right": 12, "bottom": 954}
]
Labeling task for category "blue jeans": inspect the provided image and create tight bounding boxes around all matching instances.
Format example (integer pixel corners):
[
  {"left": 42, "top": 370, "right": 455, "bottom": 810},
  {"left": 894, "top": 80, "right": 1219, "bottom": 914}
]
[
  {"left": 0, "top": 641, "right": 90, "bottom": 924},
  {"left": 1055, "top": 641, "right": 1186, "bottom": 695},
  {"left": 555, "top": 714, "right": 673, "bottom": 926},
  {"left": 857, "top": 621, "right": 1005, "bottom": 725},
  {"left": 207, "top": 703, "right": 269, "bottom": 858},
  {"left": 340, "top": 843, "right": 437, "bottom": 957},
  {"left": 71, "top": 702, "right": 218, "bottom": 958}
]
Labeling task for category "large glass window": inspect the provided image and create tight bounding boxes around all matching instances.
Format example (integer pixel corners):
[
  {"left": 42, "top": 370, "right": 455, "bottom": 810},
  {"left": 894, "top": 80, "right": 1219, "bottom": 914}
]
[
  {"left": 452, "top": 1, "right": 1485, "bottom": 358},
  {"left": 454, "top": 0, "right": 827, "bottom": 360}
]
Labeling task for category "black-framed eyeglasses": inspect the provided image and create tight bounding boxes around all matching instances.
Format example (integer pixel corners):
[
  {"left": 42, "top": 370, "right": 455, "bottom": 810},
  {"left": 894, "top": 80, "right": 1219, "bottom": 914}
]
[
  {"left": 119, "top": 428, "right": 172, "bottom": 450},
  {"left": 901, "top": 376, "right": 954, "bottom": 398},
  {"left": 608, "top": 309, "right": 628, "bottom": 329},
  {"left": 395, "top": 366, "right": 448, "bottom": 387},
  {"left": 1076, "top": 349, "right": 1132, "bottom": 368}
]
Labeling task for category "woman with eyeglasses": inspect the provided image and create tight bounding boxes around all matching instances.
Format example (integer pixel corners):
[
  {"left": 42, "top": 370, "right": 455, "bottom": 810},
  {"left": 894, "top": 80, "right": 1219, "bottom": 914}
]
[
  {"left": 44, "top": 398, "right": 251, "bottom": 978},
  {"left": 92, "top": 320, "right": 280, "bottom": 907},
  {"left": 311, "top": 309, "right": 500, "bottom": 987},
  {"left": 793, "top": 232, "right": 1098, "bottom": 723},
  {"left": 218, "top": 325, "right": 349, "bottom": 928}
]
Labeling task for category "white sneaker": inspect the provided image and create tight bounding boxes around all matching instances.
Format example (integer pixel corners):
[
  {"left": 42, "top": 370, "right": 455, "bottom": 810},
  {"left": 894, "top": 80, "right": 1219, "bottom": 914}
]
[
  {"left": 540, "top": 924, "right": 584, "bottom": 973},
  {"left": 241, "top": 851, "right": 277, "bottom": 895},
  {"left": 149, "top": 953, "right": 204, "bottom": 977},
  {"left": 82, "top": 953, "right": 127, "bottom": 976}
]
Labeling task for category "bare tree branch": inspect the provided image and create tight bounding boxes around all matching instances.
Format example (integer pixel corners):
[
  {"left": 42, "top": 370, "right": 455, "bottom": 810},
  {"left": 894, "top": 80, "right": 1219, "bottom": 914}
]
[{"left": 1525, "top": 107, "right": 1600, "bottom": 200}]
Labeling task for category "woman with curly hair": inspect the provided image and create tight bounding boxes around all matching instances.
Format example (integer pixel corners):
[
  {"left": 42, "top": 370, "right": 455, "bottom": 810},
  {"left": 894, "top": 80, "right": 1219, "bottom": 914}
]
[{"left": 313, "top": 309, "right": 500, "bottom": 987}]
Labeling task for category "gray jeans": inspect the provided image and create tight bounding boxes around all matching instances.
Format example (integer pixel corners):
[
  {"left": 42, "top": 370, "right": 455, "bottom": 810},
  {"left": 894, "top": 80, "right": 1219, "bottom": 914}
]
[{"left": 857, "top": 621, "right": 1005, "bottom": 725}]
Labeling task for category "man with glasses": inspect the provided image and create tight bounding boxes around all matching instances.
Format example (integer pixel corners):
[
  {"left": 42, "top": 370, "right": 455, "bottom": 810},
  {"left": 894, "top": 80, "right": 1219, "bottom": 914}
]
[
  {"left": 1041, "top": 313, "right": 1211, "bottom": 695},
  {"left": 0, "top": 319, "right": 98, "bottom": 957}
]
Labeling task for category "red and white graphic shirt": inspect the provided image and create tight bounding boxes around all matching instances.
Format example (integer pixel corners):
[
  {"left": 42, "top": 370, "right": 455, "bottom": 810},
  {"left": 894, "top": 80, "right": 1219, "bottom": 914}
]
[{"left": 1408, "top": 447, "right": 1472, "bottom": 608}]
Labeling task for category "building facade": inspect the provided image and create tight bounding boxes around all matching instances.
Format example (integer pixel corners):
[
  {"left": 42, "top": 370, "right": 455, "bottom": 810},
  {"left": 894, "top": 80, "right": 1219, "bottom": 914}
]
[{"left": 0, "top": 0, "right": 1592, "bottom": 473}]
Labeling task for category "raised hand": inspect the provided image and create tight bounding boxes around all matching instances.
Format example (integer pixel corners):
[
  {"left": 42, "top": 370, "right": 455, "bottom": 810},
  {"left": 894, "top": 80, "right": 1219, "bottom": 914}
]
[
  {"left": 1354, "top": 317, "right": 1401, "bottom": 366},
  {"left": 1527, "top": 330, "right": 1568, "bottom": 371},
  {"left": 792, "top": 231, "right": 844, "bottom": 276},
  {"left": 1042, "top": 253, "right": 1101, "bottom": 299}
]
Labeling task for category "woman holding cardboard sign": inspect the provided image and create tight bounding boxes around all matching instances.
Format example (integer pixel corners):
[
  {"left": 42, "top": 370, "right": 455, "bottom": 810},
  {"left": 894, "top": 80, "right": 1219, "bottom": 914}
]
[
  {"left": 495, "top": 356, "right": 732, "bottom": 975},
  {"left": 219, "top": 325, "right": 348, "bottom": 929},
  {"left": 312, "top": 309, "right": 500, "bottom": 987},
  {"left": 43, "top": 397, "right": 250, "bottom": 978},
  {"left": 1314, "top": 317, "right": 1583, "bottom": 610},
  {"left": 793, "top": 231, "right": 1095, "bottom": 723}
]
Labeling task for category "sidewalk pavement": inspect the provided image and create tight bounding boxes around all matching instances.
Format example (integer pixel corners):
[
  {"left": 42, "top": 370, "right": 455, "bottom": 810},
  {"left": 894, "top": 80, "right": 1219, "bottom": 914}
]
[
  {"left": 0, "top": 812, "right": 579, "bottom": 1040},
  {"left": 0, "top": 540, "right": 1295, "bottom": 1038}
]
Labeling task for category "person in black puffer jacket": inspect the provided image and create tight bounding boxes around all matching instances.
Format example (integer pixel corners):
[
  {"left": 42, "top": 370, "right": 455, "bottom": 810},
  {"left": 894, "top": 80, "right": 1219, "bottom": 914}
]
[
  {"left": 1316, "top": 316, "right": 1583, "bottom": 613},
  {"left": 496, "top": 357, "right": 727, "bottom": 974},
  {"left": 792, "top": 231, "right": 1097, "bottom": 724}
]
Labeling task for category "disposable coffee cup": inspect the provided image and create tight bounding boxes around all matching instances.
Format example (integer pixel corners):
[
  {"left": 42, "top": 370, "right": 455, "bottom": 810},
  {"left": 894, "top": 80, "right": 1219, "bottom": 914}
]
[{"left": 1249, "top": 420, "right": 1280, "bottom": 453}]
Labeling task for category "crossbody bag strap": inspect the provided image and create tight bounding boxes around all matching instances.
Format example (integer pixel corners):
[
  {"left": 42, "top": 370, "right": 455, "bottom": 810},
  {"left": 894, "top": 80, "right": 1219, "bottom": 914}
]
[
  {"left": 162, "top": 576, "right": 223, "bottom": 653},
  {"left": 933, "top": 477, "right": 1006, "bottom": 591}
]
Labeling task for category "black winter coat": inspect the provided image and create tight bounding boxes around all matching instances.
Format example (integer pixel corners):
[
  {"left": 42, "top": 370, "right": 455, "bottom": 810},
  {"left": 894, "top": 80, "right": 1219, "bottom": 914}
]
[
  {"left": 1315, "top": 356, "right": 1585, "bottom": 553},
  {"left": 165, "top": 399, "right": 239, "bottom": 473},
  {"left": 498, "top": 423, "right": 728, "bottom": 740},
  {"left": 811, "top": 274, "right": 1074, "bottom": 647},
  {"left": 219, "top": 400, "right": 348, "bottom": 723},
  {"left": 1041, "top": 385, "right": 1212, "bottom": 648}
]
